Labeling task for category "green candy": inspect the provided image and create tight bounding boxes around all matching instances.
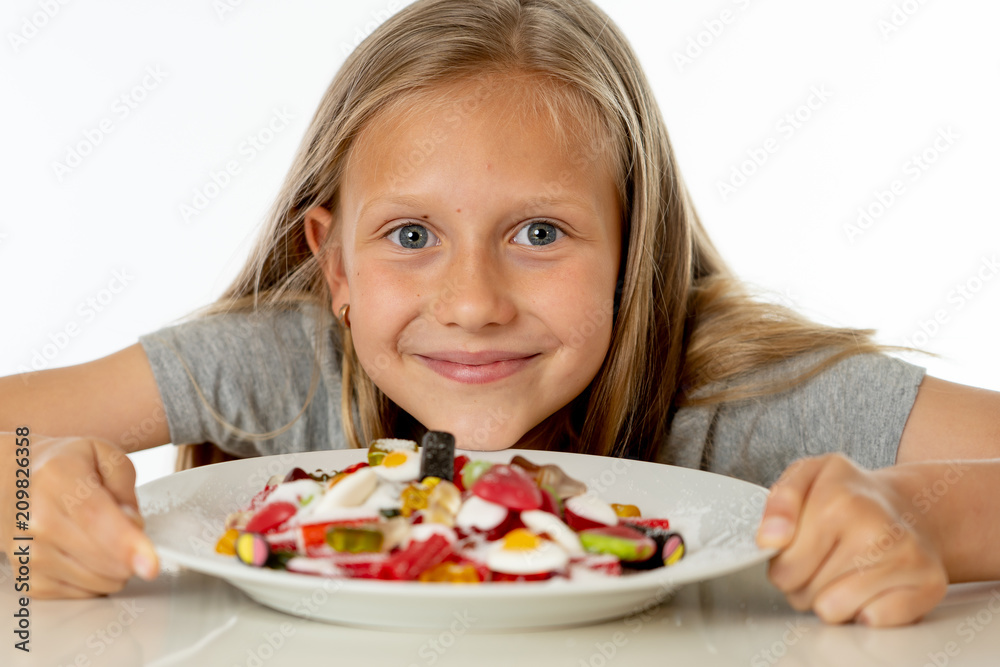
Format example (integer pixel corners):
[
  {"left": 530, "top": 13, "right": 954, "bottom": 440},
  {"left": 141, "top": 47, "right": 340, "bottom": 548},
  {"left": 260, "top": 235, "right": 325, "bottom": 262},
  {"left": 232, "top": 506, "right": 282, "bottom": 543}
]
[
  {"left": 461, "top": 460, "right": 494, "bottom": 491},
  {"left": 326, "top": 526, "right": 384, "bottom": 553},
  {"left": 579, "top": 526, "right": 656, "bottom": 562}
]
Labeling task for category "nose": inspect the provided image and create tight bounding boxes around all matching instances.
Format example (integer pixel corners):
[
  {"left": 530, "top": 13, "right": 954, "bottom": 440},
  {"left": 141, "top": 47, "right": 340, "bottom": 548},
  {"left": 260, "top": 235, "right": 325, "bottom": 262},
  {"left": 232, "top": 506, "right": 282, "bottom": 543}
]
[{"left": 431, "top": 245, "right": 517, "bottom": 332}]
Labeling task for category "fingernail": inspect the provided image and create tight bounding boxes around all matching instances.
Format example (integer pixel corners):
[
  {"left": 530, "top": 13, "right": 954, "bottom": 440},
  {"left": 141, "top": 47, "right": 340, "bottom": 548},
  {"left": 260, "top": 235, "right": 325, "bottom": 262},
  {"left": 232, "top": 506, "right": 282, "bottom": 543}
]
[
  {"left": 857, "top": 610, "right": 874, "bottom": 626},
  {"left": 757, "top": 517, "right": 793, "bottom": 546},
  {"left": 132, "top": 548, "right": 159, "bottom": 580}
]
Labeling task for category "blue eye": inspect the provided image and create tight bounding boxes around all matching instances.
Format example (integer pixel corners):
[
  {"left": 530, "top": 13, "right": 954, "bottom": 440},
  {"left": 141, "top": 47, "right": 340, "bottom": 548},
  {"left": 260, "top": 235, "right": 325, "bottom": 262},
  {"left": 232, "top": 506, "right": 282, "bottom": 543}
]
[
  {"left": 388, "top": 224, "right": 439, "bottom": 249},
  {"left": 513, "top": 221, "right": 564, "bottom": 247}
]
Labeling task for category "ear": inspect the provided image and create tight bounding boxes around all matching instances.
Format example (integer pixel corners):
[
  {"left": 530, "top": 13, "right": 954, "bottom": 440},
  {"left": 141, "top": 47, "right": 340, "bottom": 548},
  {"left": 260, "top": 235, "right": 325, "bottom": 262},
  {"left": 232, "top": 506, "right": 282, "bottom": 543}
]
[{"left": 304, "top": 205, "right": 350, "bottom": 313}]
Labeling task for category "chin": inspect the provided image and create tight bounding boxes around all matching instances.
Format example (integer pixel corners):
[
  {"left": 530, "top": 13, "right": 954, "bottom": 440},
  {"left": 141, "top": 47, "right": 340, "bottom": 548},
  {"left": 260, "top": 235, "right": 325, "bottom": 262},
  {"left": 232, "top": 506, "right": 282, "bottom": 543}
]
[{"left": 415, "top": 418, "right": 530, "bottom": 453}]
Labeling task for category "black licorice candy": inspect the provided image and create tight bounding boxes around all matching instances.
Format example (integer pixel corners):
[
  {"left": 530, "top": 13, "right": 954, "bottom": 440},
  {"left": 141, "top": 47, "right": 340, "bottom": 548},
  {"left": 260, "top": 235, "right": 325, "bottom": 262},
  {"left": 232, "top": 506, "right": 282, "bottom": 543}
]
[{"left": 420, "top": 431, "right": 456, "bottom": 481}]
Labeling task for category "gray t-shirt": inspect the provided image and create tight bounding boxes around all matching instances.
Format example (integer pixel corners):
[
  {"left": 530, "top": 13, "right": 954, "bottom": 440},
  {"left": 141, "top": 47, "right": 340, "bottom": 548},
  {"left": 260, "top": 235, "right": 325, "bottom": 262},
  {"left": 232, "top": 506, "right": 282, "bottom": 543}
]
[{"left": 138, "top": 302, "right": 926, "bottom": 487}]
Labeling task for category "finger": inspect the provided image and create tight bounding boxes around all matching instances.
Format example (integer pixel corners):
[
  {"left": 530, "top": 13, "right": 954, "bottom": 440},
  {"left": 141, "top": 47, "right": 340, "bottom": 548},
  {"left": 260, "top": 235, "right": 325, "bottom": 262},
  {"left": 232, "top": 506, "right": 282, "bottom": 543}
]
[
  {"left": 91, "top": 439, "right": 139, "bottom": 509},
  {"left": 36, "top": 512, "right": 134, "bottom": 582},
  {"left": 856, "top": 582, "right": 947, "bottom": 627},
  {"left": 32, "top": 574, "right": 109, "bottom": 600},
  {"left": 35, "top": 543, "right": 129, "bottom": 595},
  {"left": 809, "top": 551, "right": 947, "bottom": 625},
  {"left": 757, "top": 456, "right": 828, "bottom": 549},
  {"left": 67, "top": 485, "right": 159, "bottom": 581}
]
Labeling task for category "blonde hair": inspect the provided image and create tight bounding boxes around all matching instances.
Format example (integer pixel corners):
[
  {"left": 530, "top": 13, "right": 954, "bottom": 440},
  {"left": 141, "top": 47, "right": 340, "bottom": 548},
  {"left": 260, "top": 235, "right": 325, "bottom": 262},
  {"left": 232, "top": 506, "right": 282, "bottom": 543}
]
[{"left": 177, "top": 0, "right": 887, "bottom": 468}]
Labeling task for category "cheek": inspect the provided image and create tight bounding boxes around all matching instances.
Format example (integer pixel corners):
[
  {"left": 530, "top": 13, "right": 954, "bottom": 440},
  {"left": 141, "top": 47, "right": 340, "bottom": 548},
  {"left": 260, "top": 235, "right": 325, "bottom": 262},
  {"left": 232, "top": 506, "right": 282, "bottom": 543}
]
[
  {"left": 535, "top": 262, "right": 616, "bottom": 355},
  {"left": 347, "top": 267, "right": 418, "bottom": 366}
]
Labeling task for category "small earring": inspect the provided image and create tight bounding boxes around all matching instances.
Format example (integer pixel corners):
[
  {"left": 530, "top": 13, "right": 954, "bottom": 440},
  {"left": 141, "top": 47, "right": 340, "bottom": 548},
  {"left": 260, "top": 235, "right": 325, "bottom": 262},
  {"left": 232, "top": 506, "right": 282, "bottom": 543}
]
[{"left": 337, "top": 303, "right": 351, "bottom": 328}]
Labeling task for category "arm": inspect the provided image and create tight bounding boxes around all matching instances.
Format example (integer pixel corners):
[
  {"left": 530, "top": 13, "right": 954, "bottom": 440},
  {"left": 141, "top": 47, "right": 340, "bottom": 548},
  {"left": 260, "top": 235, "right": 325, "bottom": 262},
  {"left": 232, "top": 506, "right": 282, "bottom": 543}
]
[
  {"left": 757, "top": 375, "right": 1000, "bottom": 626},
  {"left": 1, "top": 342, "right": 170, "bottom": 597},
  {"left": 891, "top": 376, "right": 1000, "bottom": 582},
  {"left": 0, "top": 342, "right": 170, "bottom": 452}
]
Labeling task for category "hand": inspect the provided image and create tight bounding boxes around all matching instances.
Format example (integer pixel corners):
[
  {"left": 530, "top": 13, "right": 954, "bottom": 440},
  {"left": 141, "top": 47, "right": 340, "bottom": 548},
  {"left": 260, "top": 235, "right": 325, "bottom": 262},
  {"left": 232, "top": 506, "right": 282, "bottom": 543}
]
[
  {"left": 2, "top": 433, "right": 160, "bottom": 598},
  {"left": 756, "top": 453, "right": 948, "bottom": 627}
]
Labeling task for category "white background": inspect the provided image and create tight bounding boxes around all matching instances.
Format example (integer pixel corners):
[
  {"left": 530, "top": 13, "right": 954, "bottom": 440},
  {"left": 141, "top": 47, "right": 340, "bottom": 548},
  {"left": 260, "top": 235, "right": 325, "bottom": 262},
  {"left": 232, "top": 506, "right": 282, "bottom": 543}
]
[{"left": 2, "top": 0, "right": 997, "bottom": 486}]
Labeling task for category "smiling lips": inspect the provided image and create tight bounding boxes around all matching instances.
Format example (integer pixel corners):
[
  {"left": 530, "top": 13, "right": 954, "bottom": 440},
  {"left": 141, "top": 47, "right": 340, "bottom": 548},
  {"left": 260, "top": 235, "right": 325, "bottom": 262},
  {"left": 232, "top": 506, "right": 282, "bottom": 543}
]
[{"left": 416, "top": 351, "right": 540, "bottom": 384}]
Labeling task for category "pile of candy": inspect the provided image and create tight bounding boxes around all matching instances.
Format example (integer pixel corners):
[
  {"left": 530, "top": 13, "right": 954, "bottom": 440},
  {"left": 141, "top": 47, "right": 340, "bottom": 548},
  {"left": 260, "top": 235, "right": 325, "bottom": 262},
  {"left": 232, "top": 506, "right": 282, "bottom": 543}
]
[{"left": 216, "top": 432, "right": 685, "bottom": 583}]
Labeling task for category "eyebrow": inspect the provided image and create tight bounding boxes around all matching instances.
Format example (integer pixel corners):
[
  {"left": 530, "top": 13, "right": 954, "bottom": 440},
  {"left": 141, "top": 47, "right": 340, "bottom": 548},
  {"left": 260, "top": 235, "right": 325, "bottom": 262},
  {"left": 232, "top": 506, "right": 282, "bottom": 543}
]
[{"left": 358, "top": 193, "right": 598, "bottom": 220}]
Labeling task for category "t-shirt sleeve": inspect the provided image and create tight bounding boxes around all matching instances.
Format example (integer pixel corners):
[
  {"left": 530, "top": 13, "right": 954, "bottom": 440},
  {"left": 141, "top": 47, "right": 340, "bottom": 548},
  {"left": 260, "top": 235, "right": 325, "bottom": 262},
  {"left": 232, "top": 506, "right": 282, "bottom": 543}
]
[
  {"left": 661, "top": 352, "right": 926, "bottom": 487},
  {"left": 137, "top": 305, "right": 348, "bottom": 457}
]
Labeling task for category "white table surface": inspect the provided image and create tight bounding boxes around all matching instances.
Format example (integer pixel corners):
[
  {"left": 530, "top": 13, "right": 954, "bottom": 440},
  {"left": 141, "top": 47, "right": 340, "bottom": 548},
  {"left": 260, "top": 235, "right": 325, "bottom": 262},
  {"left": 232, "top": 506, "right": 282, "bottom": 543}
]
[{"left": 3, "top": 556, "right": 999, "bottom": 667}]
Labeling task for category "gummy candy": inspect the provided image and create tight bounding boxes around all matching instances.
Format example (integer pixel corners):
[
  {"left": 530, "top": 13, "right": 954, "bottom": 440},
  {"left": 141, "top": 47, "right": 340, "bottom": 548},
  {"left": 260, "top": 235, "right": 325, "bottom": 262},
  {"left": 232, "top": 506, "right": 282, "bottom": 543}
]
[
  {"left": 420, "top": 431, "right": 455, "bottom": 481},
  {"left": 236, "top": 532, "right": 270, "bottom": 567},
  {"left": 282, "top": 467, "right": 312, "bottom": 483},
  {"left": 224, "top": 436, "right": 687, "bottom": 584},
  {"left": 471, "top": 464, "right": 543, "bottom": 511},
  {"left": 245, "top": 501, "right": 298, "bottom": 534},
  {"left": 510, "top": 455, "right": 587, "bottom": 499},
  {"left": 379, "top": 534, "right": 453, "bottom": 580},
  {"left": 215, "top": 528, "right": 239, "bottom": 555},
  {"left": 368, "top": 438, "right": 417, "bottom": 466},
  {"left": 611, "top": 503, "right": 641, "bottom": 519},
  {"left": 461, "top": 460, "right": 493, "bottom": 490},
  {"left": 326, "top": 526, "right": 384, "bottom": 553},
  {"left": 662, "top": 532, "right": 685, "bottom": 566},
  {"left": 624, "top": 517, "right": 670, "bottom": 531},
  {"left": 418, "top": 561, "right": 482, "bottom": 583},
  {"left": 452, "top": 455, "right": 470, "bottom": 491},
  {"left": 578, "top": 525, "right": 656, "bottom": 562},
  {"left": 564, "top": 494, "right": 618, "bottom": 531},
  {"left": 400, "top": 483, "right": 431, "bottom": 518},
  {"left": 427, "top": 480, "right": 462, "bottom": 516}
]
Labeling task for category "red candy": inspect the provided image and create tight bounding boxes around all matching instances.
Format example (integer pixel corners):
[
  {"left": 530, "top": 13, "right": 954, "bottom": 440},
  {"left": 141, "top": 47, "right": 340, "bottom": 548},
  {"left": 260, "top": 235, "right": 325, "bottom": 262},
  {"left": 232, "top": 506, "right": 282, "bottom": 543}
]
[
  {"left": 379, "top": 534, "right": 453, "bottom": 580},
  {"left": 452, "top": 455, "right": 470, "bottom": 492},
  {"left": 471, "top": 464, "right": 543, "bottom": 511},
  {"left": 341, "top": 461, "right": 370, "bottom": 475},
  {"left": 624, "top": 517, "right": 671, "bottom": 531},
  {"left": 245, "top": 501, "right": 298, "bottom": 534}
]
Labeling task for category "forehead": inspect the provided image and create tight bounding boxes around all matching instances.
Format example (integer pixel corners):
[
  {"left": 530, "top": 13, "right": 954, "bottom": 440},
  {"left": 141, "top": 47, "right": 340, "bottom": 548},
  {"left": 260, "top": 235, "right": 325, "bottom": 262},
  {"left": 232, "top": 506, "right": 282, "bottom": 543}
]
[{"left": 341, "top": 74, "right": 621, "bottom": 211}]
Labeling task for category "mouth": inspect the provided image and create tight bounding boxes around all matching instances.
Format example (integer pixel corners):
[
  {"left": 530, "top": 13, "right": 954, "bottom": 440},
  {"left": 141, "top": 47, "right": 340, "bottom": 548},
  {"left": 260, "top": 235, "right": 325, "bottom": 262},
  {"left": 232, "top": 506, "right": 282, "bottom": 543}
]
[{"left": 415, "top": 352, "right": 541, "bottom": 385}]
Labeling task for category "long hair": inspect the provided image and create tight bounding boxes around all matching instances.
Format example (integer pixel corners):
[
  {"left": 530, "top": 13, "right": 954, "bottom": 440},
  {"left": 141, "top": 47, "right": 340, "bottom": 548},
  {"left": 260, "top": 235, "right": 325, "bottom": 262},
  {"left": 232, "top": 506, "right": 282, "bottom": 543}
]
[{"left": 176, "top": 0, "right": 886, "bottom": 468}]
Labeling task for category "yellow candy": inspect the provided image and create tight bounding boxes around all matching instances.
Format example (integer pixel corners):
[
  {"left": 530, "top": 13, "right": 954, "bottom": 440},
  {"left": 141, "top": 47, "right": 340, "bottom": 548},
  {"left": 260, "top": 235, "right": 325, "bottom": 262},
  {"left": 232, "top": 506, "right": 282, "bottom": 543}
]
[
  {"left": 502, "top": 528, "right": 542, "bottom": 551},
  {"left": 418, "top": 562, "right": 482, "bottom": 583},
  {"left": 400, "top": 484, "right": 430, "bottom": 518},
  {"left": 611, "top": 503, "right": 641, "bottom": 518},
  {"left": 428, "top": 480, "right": 461, "bottom": 514},
  {"left": 383, "top": 451, "right": 408, "bottom": 467},
  {"left": 215, "top": 528, "right": 239, "bottom": 555}
]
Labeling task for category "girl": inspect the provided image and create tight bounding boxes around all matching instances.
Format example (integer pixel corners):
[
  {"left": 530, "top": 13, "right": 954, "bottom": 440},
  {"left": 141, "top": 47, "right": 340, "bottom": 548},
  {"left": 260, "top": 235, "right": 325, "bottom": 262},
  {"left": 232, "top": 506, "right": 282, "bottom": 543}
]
[{"left": 2, "top": 0, "right": 998, "bottom": 628}]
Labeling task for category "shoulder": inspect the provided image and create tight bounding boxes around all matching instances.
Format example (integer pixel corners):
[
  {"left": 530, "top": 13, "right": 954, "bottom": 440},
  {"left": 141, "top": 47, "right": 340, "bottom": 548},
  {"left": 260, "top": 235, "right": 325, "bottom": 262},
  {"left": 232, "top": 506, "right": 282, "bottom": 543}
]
[{"left": 663, "top": 351, "right": 926, "bottom": 486}]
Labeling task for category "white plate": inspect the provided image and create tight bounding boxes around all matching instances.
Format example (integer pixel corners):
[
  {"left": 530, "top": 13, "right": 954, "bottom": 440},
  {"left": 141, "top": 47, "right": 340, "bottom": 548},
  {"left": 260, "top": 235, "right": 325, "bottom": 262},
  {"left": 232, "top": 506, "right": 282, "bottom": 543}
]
[{"left": 139, "top": 449, "right": 776, "bottom": 630}]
